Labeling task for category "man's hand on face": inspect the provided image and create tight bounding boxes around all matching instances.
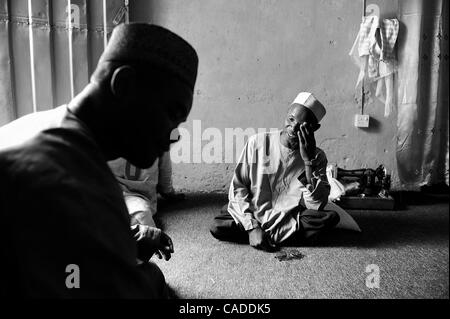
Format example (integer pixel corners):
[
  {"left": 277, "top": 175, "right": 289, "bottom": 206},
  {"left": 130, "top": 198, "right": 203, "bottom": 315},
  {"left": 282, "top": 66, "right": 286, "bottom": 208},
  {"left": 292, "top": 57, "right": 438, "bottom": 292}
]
[
  {"left": 297, "top": 122, "right": 317, "bottom": 161},
  {"left": 248, "top": 227, "right": 277, "bottom": 252},
  {"left": 134, "top": 224, "right": 174, "bottom": 262}
]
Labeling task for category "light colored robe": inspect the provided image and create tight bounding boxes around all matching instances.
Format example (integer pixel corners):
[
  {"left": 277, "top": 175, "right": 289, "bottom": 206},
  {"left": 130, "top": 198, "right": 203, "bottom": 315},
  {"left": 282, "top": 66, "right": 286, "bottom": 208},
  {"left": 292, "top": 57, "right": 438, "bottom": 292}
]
[
  {"left": 108, "top": 151, "right": 174, "bottom": 227},
  {"left": 228, "top": 130, "right": 330, "bottom": 243}
]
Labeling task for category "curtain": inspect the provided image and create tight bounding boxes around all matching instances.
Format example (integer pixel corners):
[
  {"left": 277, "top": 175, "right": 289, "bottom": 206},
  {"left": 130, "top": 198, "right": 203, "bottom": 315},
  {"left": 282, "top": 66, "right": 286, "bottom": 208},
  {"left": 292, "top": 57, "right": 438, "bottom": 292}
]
[
  {"left": 396, "top": 0, "right": 449, "bottom": 188},
  {"left": 0, "top": 0, "right": 127, "bottom": 126},
  {"left": 0, "top": 0, "right": 15, "bottom": 125}
]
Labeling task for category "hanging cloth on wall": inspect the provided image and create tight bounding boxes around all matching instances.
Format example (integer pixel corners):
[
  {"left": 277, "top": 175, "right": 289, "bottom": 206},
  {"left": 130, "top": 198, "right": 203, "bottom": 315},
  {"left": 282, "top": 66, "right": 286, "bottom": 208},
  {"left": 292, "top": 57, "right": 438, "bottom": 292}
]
[
  {"left": 396, "top": 0, "right": 449, "bottom": 188},
  {"left": 349, "top": 15, "right": 399, "bottom": 117}
]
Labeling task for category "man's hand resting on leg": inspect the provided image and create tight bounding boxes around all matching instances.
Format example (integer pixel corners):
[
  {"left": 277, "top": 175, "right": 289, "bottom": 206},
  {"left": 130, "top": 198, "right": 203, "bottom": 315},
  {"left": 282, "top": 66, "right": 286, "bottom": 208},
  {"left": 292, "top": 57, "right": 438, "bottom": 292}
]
[
  {"left": 132, "top": 224, "right": 174, "bottom": 262},
  {"left": 248, "top": 227, "right": 277, "bottom": 251}
]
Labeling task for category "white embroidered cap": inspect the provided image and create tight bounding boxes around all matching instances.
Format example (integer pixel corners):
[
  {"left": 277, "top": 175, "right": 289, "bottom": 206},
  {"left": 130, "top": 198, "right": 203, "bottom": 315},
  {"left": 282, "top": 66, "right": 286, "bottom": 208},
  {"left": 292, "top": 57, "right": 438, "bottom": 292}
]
[{"left": 292, "top": 92, "right": 326, "bottom": 123}]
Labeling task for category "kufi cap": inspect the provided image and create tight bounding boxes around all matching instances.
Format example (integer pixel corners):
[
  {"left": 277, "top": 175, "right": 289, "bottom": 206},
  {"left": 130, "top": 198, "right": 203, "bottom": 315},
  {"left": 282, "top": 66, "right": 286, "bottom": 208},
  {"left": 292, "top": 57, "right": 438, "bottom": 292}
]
[
  {"left": 99, "top": 23, "right": 198, "bottom": 90},
  {"left": 291, "top": 92, "right": 326, "bottom": 123}
]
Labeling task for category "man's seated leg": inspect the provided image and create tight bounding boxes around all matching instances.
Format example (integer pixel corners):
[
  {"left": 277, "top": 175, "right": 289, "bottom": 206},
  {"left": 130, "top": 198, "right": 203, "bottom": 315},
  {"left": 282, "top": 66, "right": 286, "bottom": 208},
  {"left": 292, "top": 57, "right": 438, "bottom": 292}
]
[
  {"left": 301, "top": 209, "right": 340, "bottom": 243},
  {"left": 210, "top": 205, "right": 248, "bottom": 243},
  {"left": 287, "top": 209, "right": 340, "bottom": 246}
]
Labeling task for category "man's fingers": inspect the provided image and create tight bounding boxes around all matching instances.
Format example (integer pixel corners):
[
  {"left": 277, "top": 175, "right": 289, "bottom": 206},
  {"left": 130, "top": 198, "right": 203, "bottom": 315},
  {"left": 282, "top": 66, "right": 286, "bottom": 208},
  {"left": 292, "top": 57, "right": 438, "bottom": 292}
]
[
  {"left": 160, "top": 233, "right": 174, "bottom": 253},
  {"left": 268, "top": 242, "right": 277, "bottom": 251},
  {"left": 302, "top": 125, "right": 310, "bottom": 144},
  {"left": 163, "top": 233, "right": 174, "bottom": 253},
  {"left": 135, "top": 232, "right": 145, "bottom": 241},
  {"left": 262, "top": 240, "right": 277, "bottom": 252},
  {"left": 300, "top": 124, "right": 309, "bottom": 141},
  {"left": 262, "top": 243, "right": 274, "bottom": 252},
  {"left": 168, "top": 238, "right": 174, "bottom": 253},
  {"left": 160, "top": 249, "right": 171, "bottom": 261},
  {"left": 155, "top": 250, "right": 162, "bottom": 259},
  {"left": 302, "top": 123, "right": 316, "bottom": 146},
  {"left": 302, "top": 122, "right": 310, "bottom": 135},
  {"left": 263, "top": 234, "right": 277, "bottom": 249},
  {"left": 297, "top": 130, "right": 305, "bottom": 145}
]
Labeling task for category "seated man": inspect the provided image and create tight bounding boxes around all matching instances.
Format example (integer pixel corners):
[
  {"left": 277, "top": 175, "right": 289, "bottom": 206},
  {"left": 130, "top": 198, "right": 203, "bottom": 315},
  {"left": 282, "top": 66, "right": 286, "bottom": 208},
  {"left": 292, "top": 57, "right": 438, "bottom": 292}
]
[
  {"left": 210, "top": 92, "right": 339, "bottom": 251},
  {"left": 0, "top": 23, "right": 198, "bottom": 297}
]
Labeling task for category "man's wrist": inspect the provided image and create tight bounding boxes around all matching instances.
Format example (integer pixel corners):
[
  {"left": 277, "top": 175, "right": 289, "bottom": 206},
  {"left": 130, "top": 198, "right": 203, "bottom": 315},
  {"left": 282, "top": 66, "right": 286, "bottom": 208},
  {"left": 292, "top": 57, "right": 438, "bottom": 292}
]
[{"left": 303, "top": 151, "right": 319, "bottom": 166}]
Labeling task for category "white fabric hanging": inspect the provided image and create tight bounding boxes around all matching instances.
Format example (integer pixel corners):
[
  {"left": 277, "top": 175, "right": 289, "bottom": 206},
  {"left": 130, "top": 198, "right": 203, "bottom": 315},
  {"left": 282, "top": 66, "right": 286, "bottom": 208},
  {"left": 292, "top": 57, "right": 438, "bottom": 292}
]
[{"left": 349, "top": 15, "right": 399, "bottom": 117}]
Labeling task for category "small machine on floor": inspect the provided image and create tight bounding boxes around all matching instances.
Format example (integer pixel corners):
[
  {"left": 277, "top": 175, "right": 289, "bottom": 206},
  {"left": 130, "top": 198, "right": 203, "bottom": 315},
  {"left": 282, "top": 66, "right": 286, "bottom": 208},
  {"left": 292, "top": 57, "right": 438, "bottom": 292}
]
[{"left": 331, "top": 164, "right": 395, "bottom": 210}]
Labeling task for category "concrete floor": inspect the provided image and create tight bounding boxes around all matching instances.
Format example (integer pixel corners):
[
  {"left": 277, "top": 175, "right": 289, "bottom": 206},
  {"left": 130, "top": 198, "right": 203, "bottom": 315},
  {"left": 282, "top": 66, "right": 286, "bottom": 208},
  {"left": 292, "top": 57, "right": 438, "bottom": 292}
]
[{"left": 154, "top": 193, "right": 449, "bottom": 299}]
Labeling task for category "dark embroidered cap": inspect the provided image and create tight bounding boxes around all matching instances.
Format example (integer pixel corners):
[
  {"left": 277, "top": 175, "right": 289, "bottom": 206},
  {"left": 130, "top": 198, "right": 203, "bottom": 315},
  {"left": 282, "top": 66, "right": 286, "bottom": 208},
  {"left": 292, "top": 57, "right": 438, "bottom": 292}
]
[{"left": 99, "top": 23, "right": 198, "bottom": 91}]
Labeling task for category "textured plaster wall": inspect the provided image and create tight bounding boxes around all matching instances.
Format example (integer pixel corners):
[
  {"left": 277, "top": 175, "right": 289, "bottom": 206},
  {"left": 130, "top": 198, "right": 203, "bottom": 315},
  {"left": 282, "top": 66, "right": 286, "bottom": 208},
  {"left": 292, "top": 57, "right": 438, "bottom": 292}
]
[{"left": 131, "top": 0, "right": 403, "bottom": 192}]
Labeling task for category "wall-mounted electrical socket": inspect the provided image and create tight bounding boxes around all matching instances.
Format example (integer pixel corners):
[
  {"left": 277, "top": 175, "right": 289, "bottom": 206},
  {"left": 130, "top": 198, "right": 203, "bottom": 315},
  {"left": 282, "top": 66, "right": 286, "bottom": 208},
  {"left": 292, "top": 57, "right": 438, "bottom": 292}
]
[{"left": 354, "top": 114, "right": 370, "bottom": 128}]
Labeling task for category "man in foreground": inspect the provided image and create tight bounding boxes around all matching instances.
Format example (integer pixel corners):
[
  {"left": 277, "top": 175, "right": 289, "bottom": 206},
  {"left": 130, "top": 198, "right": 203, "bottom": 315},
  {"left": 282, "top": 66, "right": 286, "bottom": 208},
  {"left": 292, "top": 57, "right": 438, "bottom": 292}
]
[
  {"left": 210, "top": 92, "right": 339, "bottom": 251},
  {"left": 0, "top": 23, "right": 198, "bottom": 297}
]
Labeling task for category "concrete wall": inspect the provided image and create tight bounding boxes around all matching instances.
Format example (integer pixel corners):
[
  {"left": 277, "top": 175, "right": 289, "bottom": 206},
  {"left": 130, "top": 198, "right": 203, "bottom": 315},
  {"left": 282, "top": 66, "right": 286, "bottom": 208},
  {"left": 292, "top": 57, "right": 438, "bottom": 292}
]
[{"left": 131, "top": 0, "right": 402, "bottom": 192}]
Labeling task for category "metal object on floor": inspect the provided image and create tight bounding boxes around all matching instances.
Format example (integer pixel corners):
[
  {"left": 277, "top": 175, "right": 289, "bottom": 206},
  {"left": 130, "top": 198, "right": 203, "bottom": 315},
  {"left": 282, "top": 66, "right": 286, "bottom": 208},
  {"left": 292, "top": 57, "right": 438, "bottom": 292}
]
[{"left": 275, "top": 250, "right": 305, "bottom": 262}]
